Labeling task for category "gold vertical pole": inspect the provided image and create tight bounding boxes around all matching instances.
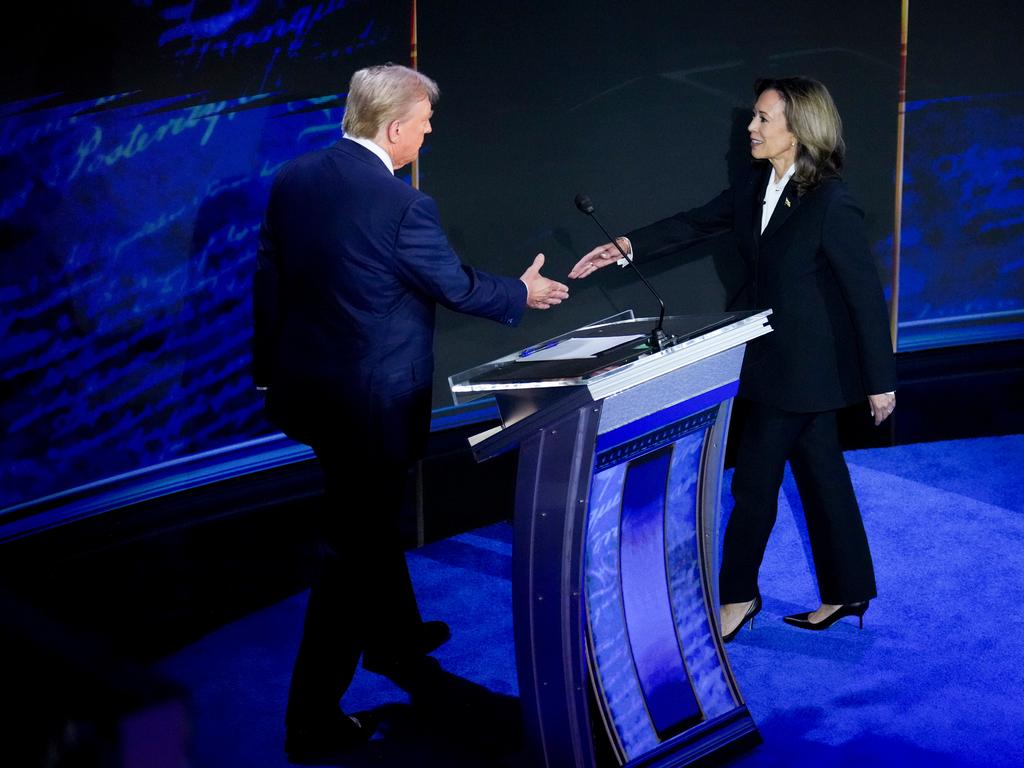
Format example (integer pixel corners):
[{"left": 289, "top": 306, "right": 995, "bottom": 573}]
[
  {"left": 890, "top": 0, "right": 909, "bottom": 350},
  {"left": 410, "top": 0, "right": 420, "bottom": 190}
]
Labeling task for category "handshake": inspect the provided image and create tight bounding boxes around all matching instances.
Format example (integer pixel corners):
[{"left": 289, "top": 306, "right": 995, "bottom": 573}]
[{"left": 519, "top": 194, "right": 637, "bottom": 312}]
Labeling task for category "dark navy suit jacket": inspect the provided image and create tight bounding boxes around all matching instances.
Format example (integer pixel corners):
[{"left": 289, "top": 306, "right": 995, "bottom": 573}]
[
  {"left": 628, "top": 163, "right": 896, "bottom": 413},
  {"left": 254, "top": 138, "right": 526, "bottom": 451}
]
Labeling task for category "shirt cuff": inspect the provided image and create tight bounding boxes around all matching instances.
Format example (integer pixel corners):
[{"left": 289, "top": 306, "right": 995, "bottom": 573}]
[{"left": 616, "top": 237, "right": 633, "bottom": 267}]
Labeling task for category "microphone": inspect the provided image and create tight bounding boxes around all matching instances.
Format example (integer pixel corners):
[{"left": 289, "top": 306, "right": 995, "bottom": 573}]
[{"left": 574, "top": 193, "right": 673, "bottom": 351}]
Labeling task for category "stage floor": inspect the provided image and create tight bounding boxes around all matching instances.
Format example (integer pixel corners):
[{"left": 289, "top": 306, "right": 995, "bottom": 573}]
[{"left": 157, "top": 434, "right": 1024, "bottom": 767}]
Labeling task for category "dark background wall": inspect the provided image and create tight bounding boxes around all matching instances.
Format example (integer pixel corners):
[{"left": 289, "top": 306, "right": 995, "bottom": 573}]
[
  {"left": 420, "top": 0, "right": 901, "bottom": 379},
  {"left": 1, "top": 0, "right": 1022, "bottom": 512}
]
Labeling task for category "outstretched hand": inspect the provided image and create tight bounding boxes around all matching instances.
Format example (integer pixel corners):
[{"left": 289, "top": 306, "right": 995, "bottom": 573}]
[
  {"left": 520, "top": 253, "right": 569, "bottom": 310},
  {"left": 568, "top": 238, "right": 630, "bottom": 279}
]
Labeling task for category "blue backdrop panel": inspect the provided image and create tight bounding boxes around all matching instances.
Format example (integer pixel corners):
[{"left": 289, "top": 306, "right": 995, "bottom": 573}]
[
  {"left": 0, "top": 2, "right": 409, "bottom": 511},
  {"left": 1, "top": 94, "right": 334, "bottom": 510},
  {"left": 894, "top": 91, "right": 1024, "bottom": 350}
]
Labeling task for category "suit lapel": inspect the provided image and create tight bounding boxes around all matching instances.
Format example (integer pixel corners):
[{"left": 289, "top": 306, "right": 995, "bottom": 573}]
[
  {"left": 761, "top": 177, "right": 801, "bottom": 241},
  {"left": 755, "top": 167, "right": 771, "bottom": 243}
]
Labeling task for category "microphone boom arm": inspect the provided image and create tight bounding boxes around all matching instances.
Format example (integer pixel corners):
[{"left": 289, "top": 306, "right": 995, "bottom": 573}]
[{"left": 575, "top": 193, "right": 672, "bottom": 351}]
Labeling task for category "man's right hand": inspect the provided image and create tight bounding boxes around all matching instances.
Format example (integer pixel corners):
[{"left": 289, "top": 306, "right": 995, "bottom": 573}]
[{"left": 520, "top": 253, "right": 570, "bottom": 310}]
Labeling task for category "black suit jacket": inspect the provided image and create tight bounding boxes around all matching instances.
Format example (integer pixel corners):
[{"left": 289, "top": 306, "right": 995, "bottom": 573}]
[
  {"left": 253, "top": 139, "right": 526, "bottom": 451},
  {"left": 628, "top": 164, "right": 896, "bottom": 413}
]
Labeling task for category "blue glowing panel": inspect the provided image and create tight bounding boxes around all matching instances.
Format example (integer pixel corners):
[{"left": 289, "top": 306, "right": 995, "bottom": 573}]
[
  {"left": 620, "top": 448, "right": 703, "bottom": 739},
  {"left": 586, "top": 424, "right": 730, "bottom": 760},
  {"left": 894, "top": 92, "right": 1024, "bottom": 350},
  {"left": 665, "top": 430, "right": 736, "bottom": 719},
  {"left": 0, "top": 3, "right": 409, "bottom": 511},
  {"left": 585, "top": 460, "right": 659, "bottom": 757}
]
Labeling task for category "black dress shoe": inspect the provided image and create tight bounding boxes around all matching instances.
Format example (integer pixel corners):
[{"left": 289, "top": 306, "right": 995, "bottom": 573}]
[
  {"left": 362, "top": 620, "right": 451, "bottom": 674},
  {"left": 285, "top": 710, "right": 376, "bottom": 763},
  {"left": 722, "top": 593, "right": 762, "bottom": 644},
  {"left": 783, "top": 601, "right": 869, "bottom": 631}
]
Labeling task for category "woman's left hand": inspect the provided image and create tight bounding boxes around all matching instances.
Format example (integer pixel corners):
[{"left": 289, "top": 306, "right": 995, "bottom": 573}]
[{"left": 868, "top": 392, "right": 896, "bottom": 426}]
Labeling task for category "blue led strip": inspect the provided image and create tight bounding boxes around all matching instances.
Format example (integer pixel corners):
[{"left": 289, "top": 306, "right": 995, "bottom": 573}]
[
  {"left": 595, "top": 404, "right": 722, "bottom": 472},
  {"left": 619, "top": 448, "right": 704, "bottom": 740}
]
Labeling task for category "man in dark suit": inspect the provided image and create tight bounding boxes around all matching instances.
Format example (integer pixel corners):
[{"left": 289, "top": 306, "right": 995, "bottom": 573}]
[
  {"left": 569, "top": 77, "right": 895, "bottom": 642},
  {"left": 253, "top": 63, "right": 569, "bottom": 760}
]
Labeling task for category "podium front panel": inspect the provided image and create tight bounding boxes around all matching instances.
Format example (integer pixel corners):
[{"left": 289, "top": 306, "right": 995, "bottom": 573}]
[{"left": 585, "top": 404, "right": 739, "bottom": 762}]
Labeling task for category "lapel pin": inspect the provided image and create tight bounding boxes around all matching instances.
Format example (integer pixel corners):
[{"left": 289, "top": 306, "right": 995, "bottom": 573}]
[{"left": 784, "top": 197, "right": 791, "bottom": 208}]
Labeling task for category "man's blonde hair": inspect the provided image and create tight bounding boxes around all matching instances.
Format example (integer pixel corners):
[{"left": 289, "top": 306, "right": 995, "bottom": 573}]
[{"left": 342, "top": 63, "right": 440, "bottom": 139}]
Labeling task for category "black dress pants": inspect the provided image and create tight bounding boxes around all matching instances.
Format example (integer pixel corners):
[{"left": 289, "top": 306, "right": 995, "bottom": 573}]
[
  {"left": 719, "top": 399, "right": 877, "bottom": 606},
  {"left": 285, "top": 385, "right": 431, "bottom": 727}
]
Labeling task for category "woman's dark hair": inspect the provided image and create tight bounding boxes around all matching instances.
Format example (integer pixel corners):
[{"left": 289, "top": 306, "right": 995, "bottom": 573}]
[{"left": 755, "top": 77, "right": 845, "bottom": 193}]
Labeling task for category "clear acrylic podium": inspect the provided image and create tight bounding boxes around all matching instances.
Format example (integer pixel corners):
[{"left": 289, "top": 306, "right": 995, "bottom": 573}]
[{"left": 449, "top": 310, "right": 772, "bottom": 767}]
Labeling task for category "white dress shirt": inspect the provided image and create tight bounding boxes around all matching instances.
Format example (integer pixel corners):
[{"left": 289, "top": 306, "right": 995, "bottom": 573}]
[
  {"left": 344, "top": 133, "right": 393, "bottom": 175},
  {"left": 761, "top": 163, "right": 796, "bottom": 233}
]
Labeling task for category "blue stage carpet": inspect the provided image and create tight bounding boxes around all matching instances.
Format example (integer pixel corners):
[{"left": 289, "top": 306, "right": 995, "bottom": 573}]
[{"left": 157, "top": 434, "right": 1024, "bottom": 766}]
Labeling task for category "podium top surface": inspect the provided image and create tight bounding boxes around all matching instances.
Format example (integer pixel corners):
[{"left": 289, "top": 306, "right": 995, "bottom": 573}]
[{"left": 449, "top": 310, "right": 772, "bottom": 404}]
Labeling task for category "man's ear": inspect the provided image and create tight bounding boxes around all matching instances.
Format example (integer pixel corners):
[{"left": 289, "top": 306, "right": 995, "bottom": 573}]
[{"left": 386, "top": 119, "right": 401, "bottom": 144}]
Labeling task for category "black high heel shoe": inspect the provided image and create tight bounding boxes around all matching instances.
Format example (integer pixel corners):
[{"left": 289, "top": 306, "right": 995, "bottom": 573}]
[
  {"left": 783, "top": 601, "right": 869, "bottom": 631},
  {"left": 722, "top": 593, "right": 762, "bottom": 643}
]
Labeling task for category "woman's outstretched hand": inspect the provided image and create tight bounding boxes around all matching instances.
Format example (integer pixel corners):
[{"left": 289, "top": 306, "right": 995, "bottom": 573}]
[{"left": 568, "top": 237, "right": 631, "bottom": 279}]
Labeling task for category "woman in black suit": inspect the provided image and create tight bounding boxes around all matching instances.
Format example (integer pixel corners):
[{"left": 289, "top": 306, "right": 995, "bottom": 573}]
[{"left": 569, "top": 77, "right": 896, "bottom": 641}]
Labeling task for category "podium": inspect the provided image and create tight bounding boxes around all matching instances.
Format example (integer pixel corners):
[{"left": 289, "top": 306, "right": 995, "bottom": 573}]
[{"left": 449, "top": 310, "right": 772, "bottom": 767}]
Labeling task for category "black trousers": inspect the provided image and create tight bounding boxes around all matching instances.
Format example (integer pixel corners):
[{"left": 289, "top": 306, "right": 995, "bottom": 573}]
[
  {"left": 719, "top": 399, "right": 877, "bottom": 606},
  {"left": 285, "top": 385, "right": 431, "bottom": 727}
]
